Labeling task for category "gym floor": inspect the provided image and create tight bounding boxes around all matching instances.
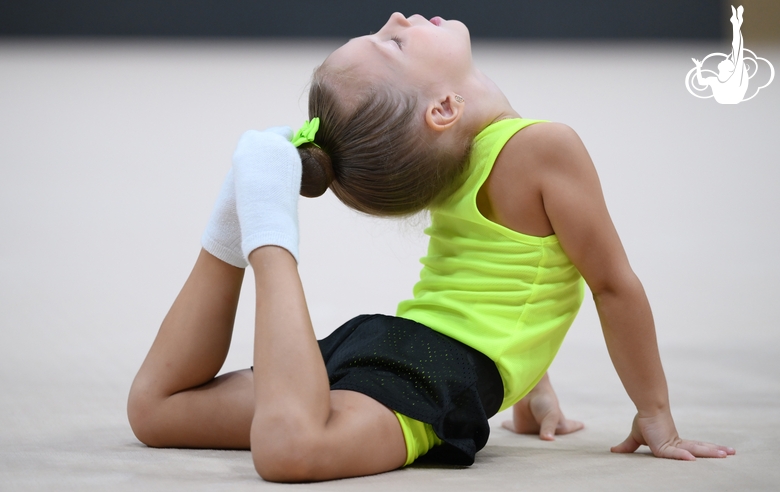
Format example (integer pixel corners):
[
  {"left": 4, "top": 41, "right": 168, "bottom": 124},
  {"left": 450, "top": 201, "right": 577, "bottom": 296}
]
[{"left": 1, "top": 39, "right": 778, "bottom": 490}]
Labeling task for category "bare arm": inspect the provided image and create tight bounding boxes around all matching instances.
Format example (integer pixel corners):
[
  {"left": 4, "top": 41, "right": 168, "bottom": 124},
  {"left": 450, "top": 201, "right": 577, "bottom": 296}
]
[
  {"left": 536, "top": 127, "right": 666, "bottom": 415},
  {"left": 503, "top": 123, "right": 733, "bottom": 459}
]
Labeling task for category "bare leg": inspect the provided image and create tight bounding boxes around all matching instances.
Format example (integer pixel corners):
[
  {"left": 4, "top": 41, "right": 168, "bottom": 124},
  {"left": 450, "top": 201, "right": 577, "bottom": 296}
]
[
  {"left": 248, "top": 246, "right": 406, "bottom": 482},
  {"left": 128, "top": 130, "right": 406, "bottom": 479},
  {"left": 127, "top": 249, "right": 254, "bottom": 449},
  {"left": 127, "top": 246, "right": 408, "bottom": 479}
]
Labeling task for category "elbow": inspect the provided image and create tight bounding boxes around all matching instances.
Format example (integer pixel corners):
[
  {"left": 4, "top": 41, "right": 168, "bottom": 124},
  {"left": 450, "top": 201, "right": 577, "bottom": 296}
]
[{"left": 588, "top": 270, "right": 645, "bottom": 303}]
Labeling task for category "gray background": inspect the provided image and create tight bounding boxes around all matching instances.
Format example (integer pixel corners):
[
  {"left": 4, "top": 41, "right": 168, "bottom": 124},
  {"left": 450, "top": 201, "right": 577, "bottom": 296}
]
[{"left": 1, "top": 2, "right": 779, "bottom": 491}]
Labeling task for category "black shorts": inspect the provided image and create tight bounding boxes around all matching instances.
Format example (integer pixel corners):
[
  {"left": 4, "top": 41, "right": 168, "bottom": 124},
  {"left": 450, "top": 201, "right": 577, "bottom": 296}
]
[{"left": 318, "top": 314, "right": 503, "bottom": 466}]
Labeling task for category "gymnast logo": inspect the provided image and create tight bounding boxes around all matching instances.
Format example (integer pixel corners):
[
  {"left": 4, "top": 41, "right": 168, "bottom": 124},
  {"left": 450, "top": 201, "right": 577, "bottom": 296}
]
[{"left": 685, "top": 5, "right": 774, "bottom": 104}]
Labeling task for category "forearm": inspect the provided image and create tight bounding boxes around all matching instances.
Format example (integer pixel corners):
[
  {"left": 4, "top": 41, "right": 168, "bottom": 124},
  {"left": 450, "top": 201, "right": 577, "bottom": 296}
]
[{"left": 594, "top": 276, "right": 669, "bottom": 416}]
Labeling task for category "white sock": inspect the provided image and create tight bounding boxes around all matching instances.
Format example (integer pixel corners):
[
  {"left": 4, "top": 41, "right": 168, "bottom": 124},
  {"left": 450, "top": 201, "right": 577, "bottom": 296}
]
[
  {"left": 200, "top": 168, "right": 247, "bottom": 268},
  {"left": 233, "top": 129, "right": 302, "bottom": 263},
  {"left": 200, "top": 127, "right": 293, "bottom": 268}
]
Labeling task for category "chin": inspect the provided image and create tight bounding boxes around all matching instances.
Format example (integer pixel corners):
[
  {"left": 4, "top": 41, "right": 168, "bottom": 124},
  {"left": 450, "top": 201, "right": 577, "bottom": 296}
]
[
  {"left": 451, "top": 18, "right": 469, "bottom": 33},
  {"left": 454, "top": 20, "right": 472, "bottom": 44}
]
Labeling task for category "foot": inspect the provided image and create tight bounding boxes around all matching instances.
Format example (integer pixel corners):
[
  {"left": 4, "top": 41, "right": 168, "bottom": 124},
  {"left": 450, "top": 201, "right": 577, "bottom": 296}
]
[
  {"left": 233, "top": 129, "right": 302, "bottom": 263},
  {"left": 201, "top": 168, "right": 248, "bottom": 268},
  {"left": 201, "top": 127, "right": 294, "bottom": 268}
]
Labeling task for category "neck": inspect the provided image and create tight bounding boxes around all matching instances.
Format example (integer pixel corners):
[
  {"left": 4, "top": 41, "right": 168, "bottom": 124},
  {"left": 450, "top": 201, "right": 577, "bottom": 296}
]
[{"left": 459, "top": 69, "right": 519, "bottom": 138}]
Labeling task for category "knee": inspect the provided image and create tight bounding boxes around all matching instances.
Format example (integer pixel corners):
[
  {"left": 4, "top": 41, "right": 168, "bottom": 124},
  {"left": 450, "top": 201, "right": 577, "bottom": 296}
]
[
  {"left": 252, "top": 444, "right": 318, "bottom": 483},
  {"left": 250, "top": 418, "right": 323, "bottom": 482},
  {"left": 126, "top": 381, "right": 166, "bottom": 448}
]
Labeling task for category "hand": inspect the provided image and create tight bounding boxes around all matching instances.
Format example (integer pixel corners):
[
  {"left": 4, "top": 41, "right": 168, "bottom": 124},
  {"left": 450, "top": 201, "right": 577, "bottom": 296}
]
[
  {"left": 501, "top": 373, "right": 584, "bottom": 441},
  {"left": 611, "top": 411, "right": 735, "bottom": 460},
  {"left": 691, "top": 58, "right": 702, "bottom": 68}
]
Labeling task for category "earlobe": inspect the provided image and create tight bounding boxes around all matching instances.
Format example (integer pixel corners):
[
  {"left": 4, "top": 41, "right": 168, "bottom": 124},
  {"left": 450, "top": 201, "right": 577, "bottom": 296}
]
[{"left": 424, "top": 93, "right": 464, "bottom": 132}]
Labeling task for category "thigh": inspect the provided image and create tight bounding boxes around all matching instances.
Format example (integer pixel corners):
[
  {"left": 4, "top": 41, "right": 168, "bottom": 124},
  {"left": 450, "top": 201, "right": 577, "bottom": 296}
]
[{"left": 315, "top": 389, "right": 407, "bottom": 479}]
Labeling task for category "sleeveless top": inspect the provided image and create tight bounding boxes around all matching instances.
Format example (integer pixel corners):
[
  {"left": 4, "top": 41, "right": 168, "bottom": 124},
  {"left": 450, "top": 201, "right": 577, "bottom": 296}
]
[{"left": 396, "top": 118, "right": 585, "bottom": 411}]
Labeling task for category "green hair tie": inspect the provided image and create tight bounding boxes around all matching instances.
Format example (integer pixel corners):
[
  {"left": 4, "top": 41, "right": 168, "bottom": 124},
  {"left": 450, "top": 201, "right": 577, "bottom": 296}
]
[{"left": 291, "top": 117, "right": 321, "bottom": 148}]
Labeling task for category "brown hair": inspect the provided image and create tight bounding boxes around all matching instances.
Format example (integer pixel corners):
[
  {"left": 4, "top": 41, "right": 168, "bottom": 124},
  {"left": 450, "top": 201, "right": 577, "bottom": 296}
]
[{"left": 298, "top": 66, "right": 472, "bottom": 217}]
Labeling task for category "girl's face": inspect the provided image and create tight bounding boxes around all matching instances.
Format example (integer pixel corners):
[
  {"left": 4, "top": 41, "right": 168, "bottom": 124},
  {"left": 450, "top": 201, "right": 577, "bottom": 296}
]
[{"left": 325, "top": 12, "right": 473, "bottom": 97}]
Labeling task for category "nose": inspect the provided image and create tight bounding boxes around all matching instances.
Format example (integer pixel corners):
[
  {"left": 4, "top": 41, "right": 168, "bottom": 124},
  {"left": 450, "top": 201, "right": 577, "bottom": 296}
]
[
  {"left": 376, "top": 12, "right": 410, "bottom": 37},
  {"left": 387, "top": 12, "right": 411, "bottom": 27}
]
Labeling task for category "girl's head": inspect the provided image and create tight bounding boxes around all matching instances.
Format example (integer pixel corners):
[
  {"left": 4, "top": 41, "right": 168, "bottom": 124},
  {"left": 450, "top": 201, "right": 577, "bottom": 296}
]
[{"left": 298, "top": 13, "right": 477, "bottom": 216}]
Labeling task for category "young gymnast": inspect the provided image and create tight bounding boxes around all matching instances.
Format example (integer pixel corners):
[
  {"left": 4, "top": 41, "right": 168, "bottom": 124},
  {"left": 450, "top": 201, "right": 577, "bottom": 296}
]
[{"left": 127, "top": 12, "right": 735, "bottom": 482}]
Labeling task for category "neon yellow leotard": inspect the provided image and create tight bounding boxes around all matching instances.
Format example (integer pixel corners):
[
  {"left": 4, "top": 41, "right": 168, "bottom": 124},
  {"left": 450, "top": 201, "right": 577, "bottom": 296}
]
[{"left": 394, "top": 118, "right": 584, "bottom": 464}]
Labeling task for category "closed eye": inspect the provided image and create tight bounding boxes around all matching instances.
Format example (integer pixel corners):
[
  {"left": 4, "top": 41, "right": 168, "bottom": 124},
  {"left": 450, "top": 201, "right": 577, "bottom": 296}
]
[{"left": 391, "top": 36, "right": 403, "bottom": 49}]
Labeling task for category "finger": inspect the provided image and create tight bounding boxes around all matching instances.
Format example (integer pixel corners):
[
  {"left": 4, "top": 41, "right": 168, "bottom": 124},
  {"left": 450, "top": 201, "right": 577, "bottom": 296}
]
[
  {"left": 704, "top": 442, "right": 736, "bottom": 455},
  {"left": 557, "top": 418, "right": 585, "bottom": 435},
  {"left": 678, "top": 441, "right": 731, "bottom": 458},
  {"left": 501, "top": 420, "right": 518, "bottom": 433},
  {"left": 682, "top": 440, "right": 736, "bottom": 455},
  {"left": 611, "top": 435, "right": 641, "bottom": 454},
  {"left": 538, "top": 413, "right": 558, "bottom": 441},
  {"left": 655, "top": 445, "right": 696, "bottom": 461}
]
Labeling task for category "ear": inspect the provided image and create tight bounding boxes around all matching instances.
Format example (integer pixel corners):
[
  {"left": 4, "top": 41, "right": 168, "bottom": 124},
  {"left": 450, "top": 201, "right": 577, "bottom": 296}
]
[{"left": 424, "top": 93, "right": 464, "bottom": 132}]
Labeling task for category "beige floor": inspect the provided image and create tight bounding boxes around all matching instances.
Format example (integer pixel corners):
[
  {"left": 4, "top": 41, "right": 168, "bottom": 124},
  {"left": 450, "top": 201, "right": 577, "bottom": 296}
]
[{"left": 1, "top": 39, "right": 779, "bottom": 491}]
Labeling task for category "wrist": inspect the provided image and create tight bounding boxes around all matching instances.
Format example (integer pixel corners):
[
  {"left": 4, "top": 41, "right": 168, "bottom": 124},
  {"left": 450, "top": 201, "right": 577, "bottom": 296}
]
[
  {"left": 526, "top": 372, "right": 551, "bottom": 395},
  {"left": 635, "top": 401, "right": 671, "bottom": 419}
]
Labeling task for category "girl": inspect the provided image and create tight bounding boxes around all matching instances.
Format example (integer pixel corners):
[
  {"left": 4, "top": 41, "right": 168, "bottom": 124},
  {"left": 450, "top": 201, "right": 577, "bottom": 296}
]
[{"left": 127, "top": 12, "right": 735, "bottom": 483}]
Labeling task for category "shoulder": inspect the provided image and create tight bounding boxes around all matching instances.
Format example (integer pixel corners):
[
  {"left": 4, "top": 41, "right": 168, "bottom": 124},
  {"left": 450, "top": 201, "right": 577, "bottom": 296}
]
[
  {"left": 481, "top": 122, "right": 586, "bottom": 236},
  {"left": 500, "top": 121, "right": 589, "bottom": 171},
  {"left": 492, "top": 120, "right": 595, "bottom": 197},
  {"left": 496, "top": 121, "right": 598, "bottom": 199},
  {"left": 481, "top": 121, "right": 597, "bottom": 237}
]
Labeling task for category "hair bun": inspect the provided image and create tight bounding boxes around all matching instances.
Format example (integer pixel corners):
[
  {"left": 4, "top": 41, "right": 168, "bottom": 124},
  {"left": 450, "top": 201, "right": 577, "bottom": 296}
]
[{"left": 299, "top": 144, "right": 335, "bottom": 198}]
